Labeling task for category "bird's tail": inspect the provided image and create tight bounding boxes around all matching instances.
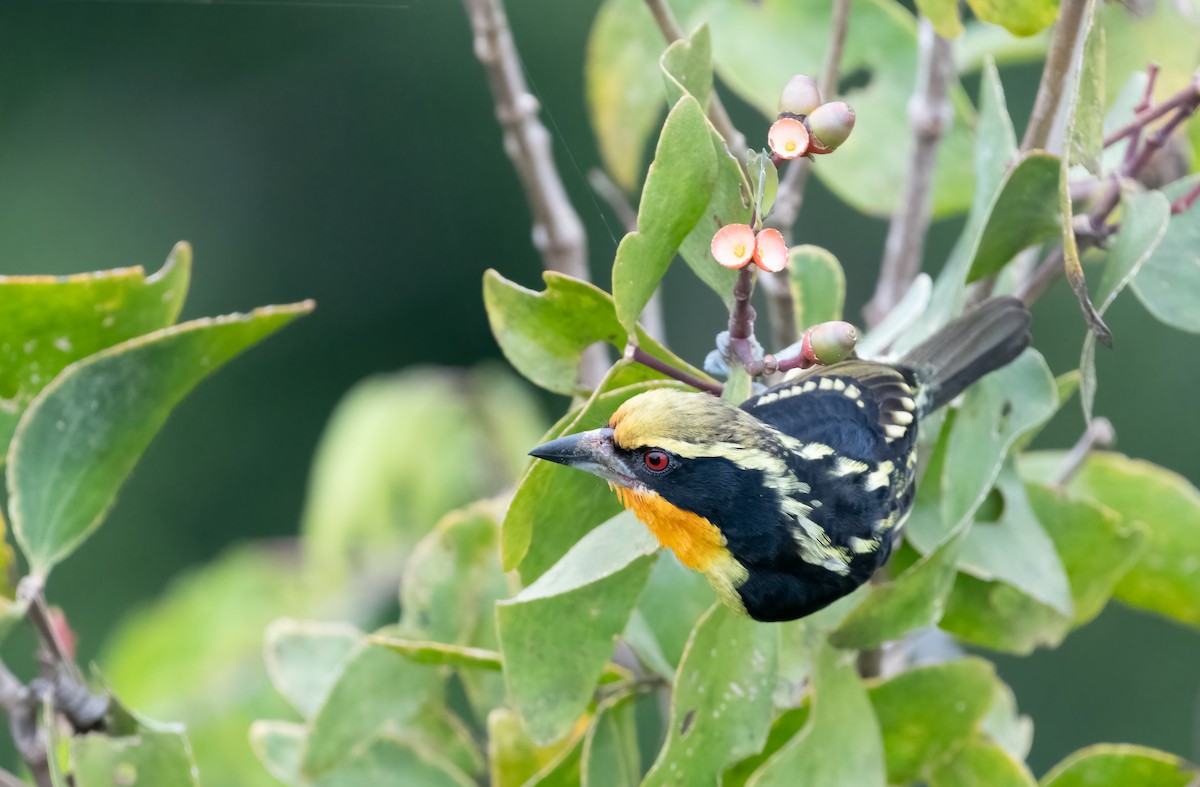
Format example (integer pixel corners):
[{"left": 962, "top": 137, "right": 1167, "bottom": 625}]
[{"left": 901, "top": 296, "right": 1031, "bottom": 415}]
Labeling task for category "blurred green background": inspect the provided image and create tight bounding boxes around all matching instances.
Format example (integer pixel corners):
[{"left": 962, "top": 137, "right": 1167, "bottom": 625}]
[{"left": 0, "top": 0, "right": 1196, "bottom": 777}]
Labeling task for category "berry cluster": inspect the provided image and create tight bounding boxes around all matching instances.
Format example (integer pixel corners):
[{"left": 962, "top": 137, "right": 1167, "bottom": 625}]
[
  {"left": 709, "top": 75, "right": 856, "bottom": 274},
  {"left": 770, "top": 75, "right": 856, "bottom": 160}
]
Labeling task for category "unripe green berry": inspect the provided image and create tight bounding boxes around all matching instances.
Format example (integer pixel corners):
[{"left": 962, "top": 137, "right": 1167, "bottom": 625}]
[
  {"left": 778, "top": 75, "right": 822, "bottom": 116},
  {"left": 808, "top": 321, "right": 857, "bottom": 364},
  {"left": 807, "top": 102, "right": 856, "bottom": 152}
]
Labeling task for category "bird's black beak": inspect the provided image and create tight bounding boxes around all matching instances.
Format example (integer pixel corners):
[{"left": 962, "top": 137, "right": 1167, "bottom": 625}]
[{"left": 528, "top": 427, "right": 636, "bottom": 485}]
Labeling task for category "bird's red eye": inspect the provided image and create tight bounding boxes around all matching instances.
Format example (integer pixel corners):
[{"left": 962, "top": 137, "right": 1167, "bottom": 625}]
[{"left": 643, "top": 449, "right": 670, "bottom": 473}]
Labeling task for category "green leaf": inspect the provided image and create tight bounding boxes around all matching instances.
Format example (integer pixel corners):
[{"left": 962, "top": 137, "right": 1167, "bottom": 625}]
[
  {"left": 1070, "top": 21, "right": 1105, "bottom": 175},
  {"left": 940, "top": 471, "right": 1144, "bottom": 654},
  {"left": 829, "top": 533, "right": 965, "bottom": 650},
  {"left": 722, "top": 362, "right": 752, "bottom": 404},
  {"left": 488, "top": 708, "right": 542, "bottom": 787},
  {"left": 307, "top": 736, "right": 476, "bottom": 787},
  {"left": 1024, "top": 451, "right": 1200, "bottom": 627},
  {"left": 1080, "top": 190, "right": 1170, "bottom": 420},
  {"left": 661, "top": 21, "right": 714, "bottom": 110},
  {"left": 1042, "top": 744, "right": 1199, "bottom": 787},
  {"left": 585, "top": 0, "right": 669, "bottom": 192},
  {"left": 662, "top": 26, "right": 748, "bottom": 307},
  {"left": 301, "top": 366, "right": 545, "bottom": 582},
  {"left": 633, "top": 551, "right": 715, "bottom": 673},
  {"left": 957, "top": 466, "right": 1073, "bottom": 616},
  {"left": 723, "top": 704, "right": 809, "bottom": 787},
  {"left": 582, "top": 695, "right": 640, "bottom": 787},
  {"left": 788, "top": 246, "right": 845, "bottom": 332},
  {"left": 97, "top": 543, "right": 313, "bottom": 787},
  {"left": 613, "top": 95, "right": 717, "bottom": 335},
  {"left": 1133, "top": 175, "right": 1200, "bottom": 333},
  {"left": 699, "top": 0, "right": 977, "bottom": 217},
  {"left": 908, "top": 350, "right": 1057, "bottom": 552},
  {"left": 72, "top": 726, "right": 201, "bottom": 787},
  {"left": 916, "top": 0, "right": 964, "bottom": 38},
  {"left": 497, "top": 512, "right": 658, "bottom": 745},
  {"left": 929, "top": 734, "right": 1038, "bottom": 787},
  {"left": 504, "top": 377, "right": 689, "bottom": 578},
  {"left": 642, "top": 604, "right": 777, "bottom": 786},
  {"left": 483, "top": 270, "right": 709, "bottom": 395},
  {"left": 746, "top": 640, "right": 885, "bottom": 787},
  {"left": 867, "top": 658, "right": 997, "bottom": 784},
  {"left": 400, "top": 502, "right": 509, "bottom": 646},
  {"left": 8, "top": 302, "right": 311, "bottom": 575},
  {"left": 965, "top": 152, "right": 1062, "bottom": 282},
  {"left": 264, "top": 619, "right": 360, "bottom": 720},
  {"left": 0, "top": 242, "right": 190, "bottom": 461},
  {"left": 897, "top": 58, "right": 1017, "bottom": 353},
  {"left": 1027, "top": 482, "right": 1143, "bottom": 625},
  {"left": 982, "top": 679, "right": 1034, "bottom": 762},
  {"left": 368, "top": 638, "right": 502, "bottom": 671},
  {"left": 964, "top": 0, "right": 1059, "bottom": 37},
  {"left": 746, "top": 149, "right": 779, "bottom": 224},
  {"left": 250, "top": 720, "right": 305, "bottom": 785},
  {"left": 301, "top": 640, "right": 444, "bottom": 779}
]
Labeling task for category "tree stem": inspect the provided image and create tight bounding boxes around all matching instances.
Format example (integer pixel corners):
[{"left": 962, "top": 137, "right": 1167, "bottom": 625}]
[
  {"left": 463, "top": 0, "right": 608, "bottom": 387},
  {"left": 865, "top": 19, "right": 954, "bottom": 327},
  {"left": 629, "top": 346, "right": 722, "bottom": 395},
  {"left": 1021, "top": 0, "right": 1090, "bottom": 153}
]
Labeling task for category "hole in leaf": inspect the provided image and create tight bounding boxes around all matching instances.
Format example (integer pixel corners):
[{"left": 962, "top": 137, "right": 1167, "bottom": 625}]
[
  {"left": 994, "top": 400, "right": 1013, "bottom": 436},
  {"left": 837, "top": 67, "right": 872, "bottom": 94},
  {"left": 976, "top": 486, "right": 1005, "bottom": 523},
  {"left": 680, "top": 708, "right": 696, "bottom": 736}
]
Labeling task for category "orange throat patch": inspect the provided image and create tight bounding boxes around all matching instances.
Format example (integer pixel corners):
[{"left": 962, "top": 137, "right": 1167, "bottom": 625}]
[{"left": 612, "top": 484, "right": 749, "bottom": 608}]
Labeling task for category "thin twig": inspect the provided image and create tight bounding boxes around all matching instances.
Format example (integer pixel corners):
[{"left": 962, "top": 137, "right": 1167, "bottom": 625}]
[
  {"left": 763, "top": 0, "right": 851, "bottom": 348},
  {"left": 864, "top": 19, "right": 954, "bottom": 328},
  {"left": 1021, "top": 0, "right": 1090, "bottom": 152},
  {"left": 1103, "top": 71, "right": 1200, "bottom": 147},
  {"left": 1172, "top": 180, "right": 1200, "bottom": 214},
  {"left": 463, "top": 0, "right": 608, "bottom": 387},
  {"left": 1053, "top": 417, "right": 1115, "bottom": 487},
  {"left": 1018, "top": 77, "right": 1200, "bottom": 307},
  {"left": 629, "top": 346, "right": 722, "bottom": 395},
  {"left": 0, "top": 659, "right": 49, "bottom": 787},
  {"left": 727, "top": 265, "right": 758, "bottom": 366},
  {"left": 643, "top": 0, "right": 746, "bottom": 160}
]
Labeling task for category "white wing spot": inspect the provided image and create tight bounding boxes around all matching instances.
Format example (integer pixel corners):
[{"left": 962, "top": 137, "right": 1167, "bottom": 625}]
[
  {"left": 850, "top": 537, "right": 880, "bottom": 554},
  {"left": 799, "top": 443, "right": 835, "bottom": 461},
  {"left": 818, "top": 378, "right": 834, "bottom": 391},
  {"left": 864, "top": 462, "right": 894, "bottom": 491},
  {"left": 899, "top": 397, "right": 916, "bottom": 411},
  {"left": 884, "top": 423, "right": 907, "bottom": 440},
  {"left": 844, "top": 384, "right": 860, "bottom": 399},
  {"left": 832, "top": 457, "right": 869, "bottom": 477}
]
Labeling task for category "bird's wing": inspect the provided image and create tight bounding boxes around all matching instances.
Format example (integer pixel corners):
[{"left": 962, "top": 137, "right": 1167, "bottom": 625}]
[{"left": 742, "top": 361, "right": 920, "bottom": 451}]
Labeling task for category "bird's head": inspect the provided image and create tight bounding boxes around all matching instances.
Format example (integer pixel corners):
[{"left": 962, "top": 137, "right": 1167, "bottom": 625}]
[{"left": 529, "top": 388, "right": 791, "bottom": 499}]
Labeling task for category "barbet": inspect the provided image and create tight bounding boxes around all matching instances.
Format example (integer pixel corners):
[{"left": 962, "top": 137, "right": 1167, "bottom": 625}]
[{"left": 529, "top": 297, "right": 1031, "bottom": 622}]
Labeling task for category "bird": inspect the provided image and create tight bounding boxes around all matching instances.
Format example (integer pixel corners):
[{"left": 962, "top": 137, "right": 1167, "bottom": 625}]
[{"left": 528, "top": 297, "right": 1031, "bottom": 622}]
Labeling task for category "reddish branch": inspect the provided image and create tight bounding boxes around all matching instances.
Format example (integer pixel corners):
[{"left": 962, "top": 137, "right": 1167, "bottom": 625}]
[{"left": 1017, "top": 68, "right": 1200, "bottom": 307}]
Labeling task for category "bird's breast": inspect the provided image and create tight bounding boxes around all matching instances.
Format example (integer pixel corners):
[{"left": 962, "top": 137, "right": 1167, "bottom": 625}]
[{"left": 612, "top": 484, "right": 749, "bottom": 608}]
